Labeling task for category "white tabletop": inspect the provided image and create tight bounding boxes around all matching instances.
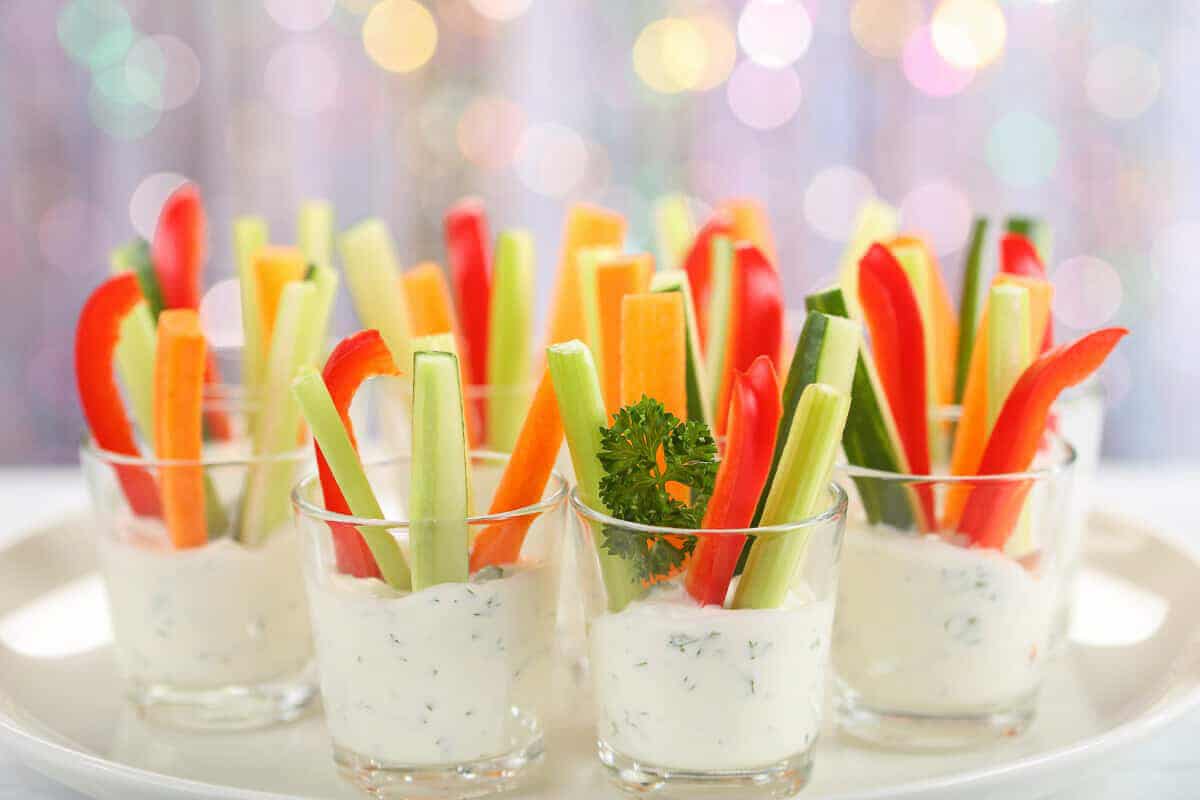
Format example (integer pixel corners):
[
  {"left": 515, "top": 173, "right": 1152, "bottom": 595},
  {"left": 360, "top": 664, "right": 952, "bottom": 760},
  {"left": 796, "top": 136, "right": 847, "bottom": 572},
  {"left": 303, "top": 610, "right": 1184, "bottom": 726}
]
[{"left": 0, "top": 464, "right": 1196, "bottom": 799}]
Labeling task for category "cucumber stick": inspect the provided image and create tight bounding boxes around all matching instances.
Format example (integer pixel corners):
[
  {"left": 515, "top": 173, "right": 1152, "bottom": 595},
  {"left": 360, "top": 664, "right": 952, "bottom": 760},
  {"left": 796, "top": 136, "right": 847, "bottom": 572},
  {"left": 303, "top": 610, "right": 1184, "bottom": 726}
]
[
  {"left": 234, "top": 216, "right": 269, "bottom": 414},
  {"left": 239, "top": 281, "right": 317, "bottom": 544},
  {"left": 753, "top": 311, "right": 858, "bottom": 526},
  {"left": 805, "top": 287, "right": 915, "bottom": 528},
  {"left": 546, "top": 341, "right": 643, "bottom": 612},
  {"left": 488, "top": 230, "right": 535, "bottom": 453},
  {"left": 338, "top": 219, "right": 413, "bottom": 371},
  {"left": 654, "top": 193, "right": 695, "bottom": 271},
  {"left": 955, "top": 217, "right": 988, "bottom": 403},
  {"left": 298, "top": 200, "right": 334, "bottom": 270},
  {"left": 650, "top": 269, "right": 711, "bottom": 425},
  {"left": 703, "top": 235, "right": 734, "bottom": 415},
  {"left": 409, "top": 351, "right": 470, "bottom": 590},
  {"left": 986, "top": 284, "right": 1032, "bottom": 429},
  {"left": 733, "top": 383, "right": 850, "bottom": 610},
  {"left": 577, "top": 246, "right": 622, "bottom": 379},
  {"left": 292, "top": 368, "right": 411, "bottom": 590},
  {"left": 838, "top": 199, "right": 899, "bottom": 320}
]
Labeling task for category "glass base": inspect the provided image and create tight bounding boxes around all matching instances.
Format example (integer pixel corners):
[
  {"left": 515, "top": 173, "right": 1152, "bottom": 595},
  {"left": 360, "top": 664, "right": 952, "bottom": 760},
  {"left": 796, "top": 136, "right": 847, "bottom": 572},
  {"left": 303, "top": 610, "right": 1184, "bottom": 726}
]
[
  {"left": 596, "top": 739, "right": 814, "bottom": 798},
  {"left": 128, "top": 662, "right": 318, "bottom": 731},
  {"left": 835, "top": 685, "right": 1036, "bottom": 750},
  {"left": 334, "top": 736, "right": 544, "bottom": 799}
]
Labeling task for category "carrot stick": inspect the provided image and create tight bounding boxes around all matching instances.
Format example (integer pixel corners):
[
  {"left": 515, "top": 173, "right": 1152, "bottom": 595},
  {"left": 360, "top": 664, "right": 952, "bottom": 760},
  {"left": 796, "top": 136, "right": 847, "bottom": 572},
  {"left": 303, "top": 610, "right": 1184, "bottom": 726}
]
[
  {"left": 254, "top": 246, "right": 307, "bottom": 353},
  {"left": 402, "top": 261, "right": 458, "bottom": 337},
  {"left": 546, "top": 204, "right": 625, "bottom": 346},
  {"left": 469, "top": 368, "right": 564, "bottom": 570},
  {"left": 945, "top": 274, "right": 1053, "bottom": 527},
  {"left": 721, "top": 197, "right": 776, "bottom": 265},
  {"left": 596, "top": 254, "right": 653, "bottom": 416},
  {"left": 154, "top": 309, "right": 208, "bottom": 549}
]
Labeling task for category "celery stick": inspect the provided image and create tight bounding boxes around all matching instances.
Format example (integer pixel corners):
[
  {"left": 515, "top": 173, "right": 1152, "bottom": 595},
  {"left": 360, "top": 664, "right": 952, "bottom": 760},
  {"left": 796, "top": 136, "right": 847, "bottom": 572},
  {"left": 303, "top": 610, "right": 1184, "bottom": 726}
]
[
  {"left": 412, "top": 333, "right": 471, "bottom": 512},
  {"left": 986, "top": 284, "right": 1032, "bottom": 430},
  {"left": 577, "top": 246, "right": 622, "bottom": 378},
  {"left": 487, "top": 230, "right": 535, "bottom": 453},
  {"left": 733, "top": 383, "right": 850, "bottom": 610},
  {"left": 838, "top": 199, "right": 899, "bottom": 320},
  {"left": 547, "top": 341, "right": 643, "bottom": 612},
  {"left": 109, "top": 289, "right": 157, "bottom": 442},
  {"left": 338, "top": 219, "right": 412, "bottom": 370},
  {"left": 239, "top": 281, "right": 317, "bottom": 545},
  {"left": 292, "top": 368, "right": 411, "bottom": 589},
  {"left": 703, "top": 235, "right": 734, "bottom": 415},
  {"left": 654, "top": 193, "right": 695, "bottom": 271},
  {"left": 409, "top": 351, "right": 470, "bottom": 590},
  {"left": 298, "top": 200, "right": 334, "bottom": 270},
  {"left": 298, "top": 264, "right": 339, "bottom": 370},
  {"left": 234, "top": 216, "right": 269, "bottom": 414},
  {"left": 650, "top": 269, "right": 711, "bottom": 425},
  {"left": 955, "top": 217, "right": 989, "bottom": 403},
  {"left": 1005, "top": 216, "right": 1052, "bottom": 266}
]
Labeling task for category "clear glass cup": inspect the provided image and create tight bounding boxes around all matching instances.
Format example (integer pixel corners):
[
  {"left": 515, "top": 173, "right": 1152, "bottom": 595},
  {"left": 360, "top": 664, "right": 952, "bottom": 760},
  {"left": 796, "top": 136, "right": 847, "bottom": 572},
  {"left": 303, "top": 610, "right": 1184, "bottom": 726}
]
[
  {"left": 832, "top": 425, "right": 1076, "bottom": 749},
  {"left": 292, "top": 452, "right": 568, "bottom": 799},
  {"left": 80, "top": 421, "right": 317, "bottom": 730},
  {"left": 570, "top": 484, "right": 848, "bottom": 798}
]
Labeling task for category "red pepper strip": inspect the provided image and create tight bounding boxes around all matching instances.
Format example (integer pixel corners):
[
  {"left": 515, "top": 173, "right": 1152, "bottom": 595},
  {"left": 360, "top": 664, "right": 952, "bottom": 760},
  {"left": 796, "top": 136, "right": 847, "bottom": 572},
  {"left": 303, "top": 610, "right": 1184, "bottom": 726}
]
[
  {"left": 315, "top": 330, "right": 401, "bottom": 578},
  {"left": 444, "top": 198, "right": 492, "bottom": 446},
  {"left": 685, "top": 356, "right": 781, "bottom": 606},
  {"left": 151, "top": 183, "right": 232, "bottom": 440},
  {"left": 75, "top": 274, "right": 162, "bottom": 516},
  {"left": 858, "top": 244, "right": 935, "bottom": 529},
  {"left": 1001, "top": 233, "right": 1053, "bottom": 354},
  {"left": 713, "top": 244, "right": 784, "bottom": 438},
  {"left": 682, "top": 212, "right": 734, "bottom": 352},
  {"left": 958, "top": 328, "right": 1127, "bottom": 549}
]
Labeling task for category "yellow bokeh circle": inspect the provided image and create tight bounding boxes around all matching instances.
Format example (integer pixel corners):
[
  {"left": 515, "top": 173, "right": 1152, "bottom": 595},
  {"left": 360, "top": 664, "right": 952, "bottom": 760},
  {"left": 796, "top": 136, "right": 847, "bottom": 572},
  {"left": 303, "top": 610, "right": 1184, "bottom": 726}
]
[{"left": 362, "top": 0, "right": 438, "bottom": 73}]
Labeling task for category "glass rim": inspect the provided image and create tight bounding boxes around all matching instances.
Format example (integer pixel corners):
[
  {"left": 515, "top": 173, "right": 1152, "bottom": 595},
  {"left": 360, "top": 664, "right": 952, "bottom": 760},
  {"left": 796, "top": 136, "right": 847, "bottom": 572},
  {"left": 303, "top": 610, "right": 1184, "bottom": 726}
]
[
  {"left": 291, "top": 450, "right": 570, "bottom": 527},
  {"left": 80, "top": 437, "right": 310, "bottom": 469},
  {"left": 568, "top": 481, "right": 848, "bottom": 536}
]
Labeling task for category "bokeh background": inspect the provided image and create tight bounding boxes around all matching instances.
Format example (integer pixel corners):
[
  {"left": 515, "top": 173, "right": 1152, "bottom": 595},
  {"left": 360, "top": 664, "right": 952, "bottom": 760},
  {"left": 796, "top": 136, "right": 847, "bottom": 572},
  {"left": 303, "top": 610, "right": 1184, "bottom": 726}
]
[{"left": 0, "top": 0, "right": 1193, "bottom": 463}]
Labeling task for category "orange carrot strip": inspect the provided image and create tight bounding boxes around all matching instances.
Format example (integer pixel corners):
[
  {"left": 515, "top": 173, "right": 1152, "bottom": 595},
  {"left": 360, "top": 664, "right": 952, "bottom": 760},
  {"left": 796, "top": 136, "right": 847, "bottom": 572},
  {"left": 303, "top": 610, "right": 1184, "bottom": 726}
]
[
  {"left": 469, "top": 369, "right": 565, "bottom": 570},
  {"left": 596, "top": 254, "right": 653, "bottom": 416},
  {"left": 254, "top": 246, "right": 307, "bottom": 352},
  {"left": 546, "top": 204, "right": 625, "bottom": 346},
  {"left": 402, "top": 261, "right": 458, "bottom": 337},
  {"left": 721, "top": 197, "right": 776, "bottom": 265},
  {"left": 154, "top": 310, "right": 209, "bottom": 549}
]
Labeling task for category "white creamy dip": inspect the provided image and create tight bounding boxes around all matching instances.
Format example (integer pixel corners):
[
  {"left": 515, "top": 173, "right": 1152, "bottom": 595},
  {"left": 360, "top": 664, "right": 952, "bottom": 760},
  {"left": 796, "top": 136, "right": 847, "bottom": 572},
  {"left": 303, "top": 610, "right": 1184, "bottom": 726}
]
[
  {"left": 589, "top": 581, "right": 833, "bottom": 771},
  {"left": 99, "top": 521, "right": 313, "bottom": 689},
  {"left": 834, "top": 524, "right": 1057, "bottom": 713},
  {"left": 307, "top": 563, "right": 556, "bottom": 766}
]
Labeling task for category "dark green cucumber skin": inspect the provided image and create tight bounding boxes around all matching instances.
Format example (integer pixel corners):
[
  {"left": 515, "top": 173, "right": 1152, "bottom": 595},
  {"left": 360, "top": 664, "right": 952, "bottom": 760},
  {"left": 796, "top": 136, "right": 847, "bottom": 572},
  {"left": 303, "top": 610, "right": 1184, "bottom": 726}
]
[
  {"left": 805, "top": 288, "right": 915, "bottom": 530},
  {"left": 1004, "top": 215, "right": 1034, "bottom": 239},
  {"left": 955, "top": 218, "right": 989, "bottom": 403},
  {"left": 116, "top": 238, "right": 166, "bottom": 319}
]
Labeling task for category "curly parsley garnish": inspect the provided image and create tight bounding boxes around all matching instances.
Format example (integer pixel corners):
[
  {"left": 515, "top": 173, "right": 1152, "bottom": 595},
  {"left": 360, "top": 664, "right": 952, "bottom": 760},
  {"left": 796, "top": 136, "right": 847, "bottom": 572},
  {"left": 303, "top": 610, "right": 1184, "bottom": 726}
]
[{"left": 596, "top": 396, "right": 719, "bottom": 583}]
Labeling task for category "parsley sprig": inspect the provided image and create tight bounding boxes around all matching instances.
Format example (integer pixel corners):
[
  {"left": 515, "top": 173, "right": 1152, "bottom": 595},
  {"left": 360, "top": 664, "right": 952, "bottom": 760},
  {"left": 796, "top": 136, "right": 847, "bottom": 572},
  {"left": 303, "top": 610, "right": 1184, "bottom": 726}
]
[{"left": 596, "top": 397, "right": 719, "bottom": 583}]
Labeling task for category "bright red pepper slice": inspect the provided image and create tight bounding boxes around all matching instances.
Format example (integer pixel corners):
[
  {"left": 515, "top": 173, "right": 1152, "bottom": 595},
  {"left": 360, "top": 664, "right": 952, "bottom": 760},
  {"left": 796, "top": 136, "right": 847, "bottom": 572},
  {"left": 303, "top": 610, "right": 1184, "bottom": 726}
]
[
  {"left": 713, "top": 244, "right": 784, "bottom": 438},
  {"left": 315, "top": 330, "right": 401, "bottom": 578},
  {"left": 685, "top": 355, "right": 781, "bottom": 606},
  {"left": 858, "top": 243, "right": 935, "bottom": 528},
  {"left": 444, "top": 198, "right": 492, "bottom": 445},
  {"left": 1001, "top": 232, "right": 1053, "bottom": 353},
  {"left": 75, "top": 273, "right": 162, "bottom": 517},
  {"left": 682, "top": 212, "right": 734, "bottom": 352},
  {"left": 958, "top": 327, "right": 1127, "bottom": 549}
]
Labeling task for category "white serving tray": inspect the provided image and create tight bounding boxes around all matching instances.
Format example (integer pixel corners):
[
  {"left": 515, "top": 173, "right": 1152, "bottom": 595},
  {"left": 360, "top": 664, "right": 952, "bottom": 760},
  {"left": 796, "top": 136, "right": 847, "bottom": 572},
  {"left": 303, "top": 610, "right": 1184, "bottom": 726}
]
[{"left": 0, "top": 512, "right": 1195, "bottom": 799}]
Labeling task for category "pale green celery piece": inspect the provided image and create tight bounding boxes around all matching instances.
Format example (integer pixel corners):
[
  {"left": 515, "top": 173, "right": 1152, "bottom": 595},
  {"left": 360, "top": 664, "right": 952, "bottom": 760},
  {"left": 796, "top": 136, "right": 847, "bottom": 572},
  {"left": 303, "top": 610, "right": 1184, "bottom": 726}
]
[
  {"left": 239, "top": 281, "right": 317, "bottom": 545},
  {"left": 577, "top": 245, "right": 622, "bottom": 379},
  {"left": 546, "top": 341, "right": 643, "bottom": 612},
  {"left": 650, "top": 269, "right": 711, "bottom": 425},
  {"left": 112, "top": 301, "right": 157, "bottom": 445},
  {"left": 409, "top": 351, "right": 470, "bottom": 590},
  {"left": 412, "top": 333, "right": 471, "bottom": 513},
  {"left": 837, "top": 199, "right": 899, "bottom": 320},
  {"left": 733, "top": 383, "right": 850, "bottom": 610},
  {"left": 703, "top": 235, "right": 734, "bottom": 416},
  {"left": 653, "top": 193, "right": 695, "bottom": 271},
  {"left": 956, "top": 217, "right": 989, "bottom": 403},
  {"left": 297, "top": 265, "right": 339, "bottom": 370},
  {"left": 338, "top": 218, "right": 413, "bottom": 371},
  {"left": 292, "top": 368, "right": 411, "bottom": 590},
  {"left": 986, "top": 284, "right": 1032, "bottom": 430},
  {"left": 487, "top": 230, "right": 535, "bottom": 453},
  {"left": 298, "top": 200, "right": 335, "bottom": 269},
  {"left": 233, "top": 216, "right": 269, "bottom": 423}
]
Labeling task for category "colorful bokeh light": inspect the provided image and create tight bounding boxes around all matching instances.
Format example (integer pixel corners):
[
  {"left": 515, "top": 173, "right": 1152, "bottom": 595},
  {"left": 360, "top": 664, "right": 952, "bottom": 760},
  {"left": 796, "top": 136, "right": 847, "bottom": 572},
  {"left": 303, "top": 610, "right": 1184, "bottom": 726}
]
[
  {"left": 1086, "top": 45, "right": 1161, "bottom": 121},
  {"left": 737, "top": 0, "right": 813, "bottom": 69},
  {"left": 931, "top": 0, "right": 1007, "bottom": 70},
  {"left": 902, "top": 25, "right": 975, "bottom": 97},
  {"left": 850, "top": 0, "right": 923, "bottom": 59},
  {"left": 986, "top": 109, "right": 1059, "bottom": 186},
  {"left": 362, "top": 0, "right": 437, "bottom": 74},
  {"left": 726, "top": 60, "right": 802, "bottom": 130}
]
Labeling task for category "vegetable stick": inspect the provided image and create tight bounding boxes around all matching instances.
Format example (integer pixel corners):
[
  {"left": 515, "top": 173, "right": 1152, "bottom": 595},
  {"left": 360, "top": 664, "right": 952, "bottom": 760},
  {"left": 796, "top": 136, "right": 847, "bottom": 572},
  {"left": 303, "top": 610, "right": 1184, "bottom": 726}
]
[
  {"left": 298, "top": 265, "right": 339, "bottom": 372},
  {"left": 654, "top": 193, "right": 695, "bottom": 271},
  {"left": 152, "top": 184, "right": 205, "bottom": 311},
  {"left": 578, "top": 246, "right": 623, "bottom": 377},
  {"left": 721, "top": 197, "right": 776, "bottom": 265},
  {"left": 233, "top": 216, "right": 269, "bottom": 407},
  {"left": 703, "top": 235, "right": 734, "bottom": 414},
  {"left": 254, "top": 246, "right": 307, "bottom": 354},
  {"left": 111, "top": 238, "right": 165, "bottom": 319},
  {"left": 339, "top": 219, "right": 414, "bottom": 371},
  {"left": 444, "top": 198, "right": 492, "bottom": 401},
  {"left": 889, "top": 237, "right": 958, "bottom": 405},
  {"left": 1005, "top": 216, "right": 1052, "bottom": 266},
  {"left": 153, "top": 310, "right": 208, "bottom": 549},
  {"left": 649, "top": 269, "right": 711, "bottom": 425},
  {"left": 402, "top": 262, "right": 458, "bottom": 337},
  {"left": 955, "top": 218, "right": 989, "bottom": 403},
  {"left": 838, "top": 199, "right": 899, "bottom": 320},
  {"left": 545, "top": 204, "right": 625, "bottom": 346},
  {"left": 298, "top": 200, "right": 334, "bottom": 270},
  {"left": 986, "top": 285, "right": 1033, "bottom": 428},
  {"left": 593, "top": 254, "right": 653, "bottom": 416},
  {"left": 469, "top": 368, "right": 564, "bottom": 570},
  {"left": 620, "top": 293, "right": 687, "bottom": 421},
  {"left": 683, "top": 215, "right": 734, "bottom": 351},
  {"left": 487, "top": 231, "right": 535, "bottom": 452},
  {"left": 108, "top": 251, "right": 159, "bottom": 442}
]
